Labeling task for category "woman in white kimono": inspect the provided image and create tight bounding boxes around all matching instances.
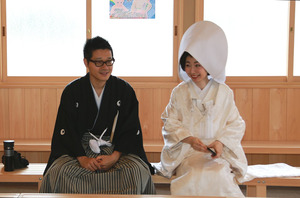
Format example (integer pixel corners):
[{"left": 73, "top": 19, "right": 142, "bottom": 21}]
[{"left": 153, "top": 21, "right": 248, "bottom": 197}]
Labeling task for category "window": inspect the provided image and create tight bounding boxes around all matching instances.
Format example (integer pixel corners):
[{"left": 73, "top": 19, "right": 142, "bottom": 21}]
[
  {"left": 2, "top": 0, "right": 298, "bottom": 80},
  {"left": 6, "top": 0, "right": 86, "bottom": 76},
  {"left": 204, "top": 0, "right": 289, "bottom": 76},
  {"left": 4, "top": 0, "right": 174, "bottom": 78},
  {"left": 92, "top": 0, "right": 174, "bottom": 77}
]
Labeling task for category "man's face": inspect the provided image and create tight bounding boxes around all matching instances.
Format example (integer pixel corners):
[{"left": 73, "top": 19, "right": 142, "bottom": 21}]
[{"left": 85, "top": 49, "right": 113, "bottom": 84}]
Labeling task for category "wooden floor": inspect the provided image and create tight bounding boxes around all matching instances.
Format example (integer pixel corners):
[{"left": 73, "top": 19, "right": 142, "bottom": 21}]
[{"left": 1, "top": 182, "right": 300, "bottom": 197}]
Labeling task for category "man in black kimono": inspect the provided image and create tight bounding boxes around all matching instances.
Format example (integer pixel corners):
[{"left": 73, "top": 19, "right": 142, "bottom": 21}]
[{"left": 40, "top": 36, "right": 155, "bottom": 194}]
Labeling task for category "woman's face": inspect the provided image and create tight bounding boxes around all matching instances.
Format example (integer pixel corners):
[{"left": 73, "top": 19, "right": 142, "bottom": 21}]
[{"left": 184, "top": 55, "right": 209, "bottom": 89}]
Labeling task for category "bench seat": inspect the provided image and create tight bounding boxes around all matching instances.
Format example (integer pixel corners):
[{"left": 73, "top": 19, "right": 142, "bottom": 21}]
[
  {"left": 240, "top": 176, "right": 300, "bottom": 197},
  {"left": 1, "top": 163, "right": 300, "bottom": 197},
  {"left": 152, "top": 173, "right": 300, "bottom": 197},
  {"left": 1, "top": 140, "right": 300, "bottom": 154},
  {"left": 0, "top": 163, "right": 45, "bottom": 191}
]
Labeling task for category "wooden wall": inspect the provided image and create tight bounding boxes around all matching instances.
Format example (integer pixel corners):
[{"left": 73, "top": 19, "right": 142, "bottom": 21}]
[
  {"left": 233, "top": 85, "right": 300, "bottom": 167},
  {"left": 1, "top": 83, "right": 300, "bottom": 142},
  {"left": 234, "top": 86, "right": 300, "bottom": 142},
  {"left": 0, "top": 83, "right": 174, "bottom": 142},
  {"left": 1, "top": 82, "right": 300, "bottom": 166}
]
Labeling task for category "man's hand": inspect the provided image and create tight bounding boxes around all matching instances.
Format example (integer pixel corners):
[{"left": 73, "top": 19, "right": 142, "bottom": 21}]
[
  {"left": 96, "top": 151, "right": 121, "bottom": 171},
  {"left": 77, "top": 156, "right": 101, "bottom": 171}
]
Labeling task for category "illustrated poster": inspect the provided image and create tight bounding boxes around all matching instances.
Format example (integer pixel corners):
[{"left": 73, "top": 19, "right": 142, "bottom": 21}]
[{"left": 110, "top": 0, "right": 155, "bottom": 19}]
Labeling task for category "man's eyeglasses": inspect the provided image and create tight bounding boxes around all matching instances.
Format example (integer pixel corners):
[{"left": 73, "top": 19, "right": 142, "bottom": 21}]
[{"left": 89, "top": 58, "right": 115, "bottom": 67}]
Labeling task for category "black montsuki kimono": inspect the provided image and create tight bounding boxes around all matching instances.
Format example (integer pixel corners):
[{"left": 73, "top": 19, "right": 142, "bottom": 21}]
[{"left": 44, "top": 73, "right": 154, "bottom": 175}]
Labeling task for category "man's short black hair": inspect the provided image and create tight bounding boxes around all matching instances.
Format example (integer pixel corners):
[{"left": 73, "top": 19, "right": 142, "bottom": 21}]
[{"left": 83, "top": 36, "right": 114, "bottom": 61}]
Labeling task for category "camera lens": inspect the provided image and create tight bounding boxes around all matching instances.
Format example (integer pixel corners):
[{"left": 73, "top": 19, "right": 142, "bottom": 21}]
[{"left": 3, "top": 140, "right": 14, "bottom": 171}]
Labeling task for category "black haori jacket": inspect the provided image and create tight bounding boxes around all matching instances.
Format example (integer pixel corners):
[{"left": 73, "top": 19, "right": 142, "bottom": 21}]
[{"left": 44, "top": 73, "right": 154, "bottom": 174}]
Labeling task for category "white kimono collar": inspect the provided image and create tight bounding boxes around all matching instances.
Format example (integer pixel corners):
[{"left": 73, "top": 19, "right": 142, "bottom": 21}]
[
  {"left": 188, "top": 79, "right": 215, "bottom": 101},
  {"left": 190, "top": 79, "right": 213, "bottom": 99},
  {"left": 90, "top": 82, "right": 106, "bottom": 110}
]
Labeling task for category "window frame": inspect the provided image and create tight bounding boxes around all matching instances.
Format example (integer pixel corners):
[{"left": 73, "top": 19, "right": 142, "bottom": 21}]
[
  {"left": 0, "top": 0, "right": 180, "bottom": 85},
  {"left": 1, "top": 0, "right": 300, "bottom": 87},
  {"left": 196, "top": 0, "right": 300, "bottom": 85}
]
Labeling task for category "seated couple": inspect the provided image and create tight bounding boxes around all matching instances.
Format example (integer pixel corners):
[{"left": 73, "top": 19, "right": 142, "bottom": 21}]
[{"left": 40, "top": 21, "right": 247, "bottom": 197}]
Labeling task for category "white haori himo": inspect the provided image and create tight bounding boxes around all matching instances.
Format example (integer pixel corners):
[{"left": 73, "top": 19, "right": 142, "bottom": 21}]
[{"left": 153, "top": 21, "right": 248, "bottom": 197}]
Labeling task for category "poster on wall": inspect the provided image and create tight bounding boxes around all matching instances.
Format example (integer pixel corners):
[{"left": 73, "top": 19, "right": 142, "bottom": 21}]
[{"left": 110, "top": 0, "right": 155, "bottom": 19}]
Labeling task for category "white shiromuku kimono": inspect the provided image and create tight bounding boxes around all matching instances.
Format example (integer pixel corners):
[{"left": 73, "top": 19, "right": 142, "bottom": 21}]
[
  {"left": 154, "top": 79, "right": 247, "bottom": 197},
  {"left": 153, "top": 21, "right": 248, "bottom": 197}
]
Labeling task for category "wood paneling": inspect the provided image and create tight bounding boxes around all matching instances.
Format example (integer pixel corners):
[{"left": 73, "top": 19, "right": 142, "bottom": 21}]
[
  {"left": 235, "top": 88, "right": 253, "bottom": 141},
  {"left": 287, "top": 89, "right": 300, "bottom": 140},
  {"left": 9, "top": 89, "right": 25, "bottom": 139},
  {"left": 136, "top": 88, "right": 155, "bottom": 140},
  {"left": 152, "top": 88, "right": 172, "bottom": 141},
  {"left": 1, "top": 84, "right": 300, "bottom": 164},
  {"left": 25, "top": 89, "right": 41, "bottom": 139},
  {"left": 136, "top": 87, "right": 173, "bottom": 142},
  {"left": 41, "top": 89, "right": 57, "bottom": 139},
  {"left": 1, "top": 86, "right": 300, "bottom": 141},
  {"left": 252, "top": 89, "right": 270, "bottom": 140},
  {"left": 0, "top": 88, "right": 9, "bottom": 139},
  {"left": 269, "top": 88, "right": 287, "bottom": 141}
]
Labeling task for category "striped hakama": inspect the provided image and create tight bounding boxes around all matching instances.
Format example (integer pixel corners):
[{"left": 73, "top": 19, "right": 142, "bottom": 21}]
[{"left": 40, "top": 133, "right": 155, "bottom": 194}]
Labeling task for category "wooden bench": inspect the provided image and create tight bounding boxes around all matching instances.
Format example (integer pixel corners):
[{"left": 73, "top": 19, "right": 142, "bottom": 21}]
[
  {"left": 1, "top": 139, "right": 300, "bottom": 154},
  {"left": 144, "top": 140, "right": 300, "bottom": 154},
  {"left": 152, "top": 173, "right": 300, "bottom": 197},
  {"left": 1, "top": 162, "right": 300, "bottom": 197},
  {"left": 1, "top": 139, "right": 300, "bottom": 197},
  {"left": 240, "top": 175, "right": 300, "bottom": 197},
  {"left": 0, "top": 163, "right": 45, "bottom": 191}
]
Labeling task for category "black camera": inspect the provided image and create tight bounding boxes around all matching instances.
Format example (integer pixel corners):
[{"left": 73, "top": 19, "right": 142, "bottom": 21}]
[{"left": 3, "top": 140, "right": 15, "bottom": 171}]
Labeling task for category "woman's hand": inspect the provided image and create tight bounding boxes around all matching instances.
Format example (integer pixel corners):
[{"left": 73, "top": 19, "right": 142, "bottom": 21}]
[
  {"left": 77, "top": 156, "right": 101, "bottom": 171},
  {"left": 182, "top": 136, "right": 207, "bottom": 153},
  {"left": 96, "top": 151, "right": 121, "bottom": 171},
  {"left": 207, "top": 140, "right": 224, "bottom": 158}
]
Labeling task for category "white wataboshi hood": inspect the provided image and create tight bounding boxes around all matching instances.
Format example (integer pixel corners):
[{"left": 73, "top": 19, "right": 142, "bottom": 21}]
[{"left": 178, "top": 21, "right": 228, "bottom": 84}]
